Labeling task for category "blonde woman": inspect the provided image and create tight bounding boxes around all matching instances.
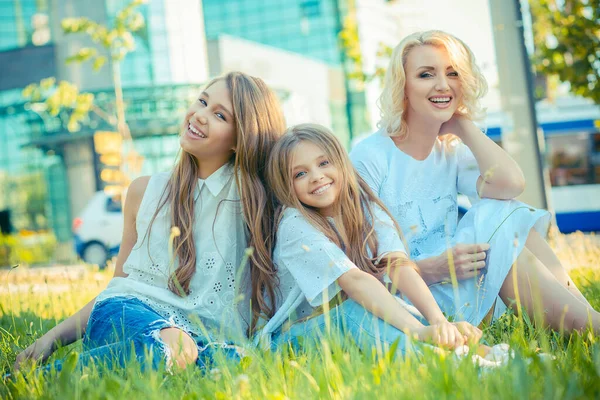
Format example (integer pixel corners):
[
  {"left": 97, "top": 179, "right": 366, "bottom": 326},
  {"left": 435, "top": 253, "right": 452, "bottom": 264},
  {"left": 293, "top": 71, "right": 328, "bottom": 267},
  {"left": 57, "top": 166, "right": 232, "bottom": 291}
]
[
  {"left": 14, "top": 72, "right": 286, "bottom": 374},
  {"left": 259, "top": 123, "right": 483, "bottom": 356},
  {"left": 351, "top": 30, "right": 599, "bottom": 333}
]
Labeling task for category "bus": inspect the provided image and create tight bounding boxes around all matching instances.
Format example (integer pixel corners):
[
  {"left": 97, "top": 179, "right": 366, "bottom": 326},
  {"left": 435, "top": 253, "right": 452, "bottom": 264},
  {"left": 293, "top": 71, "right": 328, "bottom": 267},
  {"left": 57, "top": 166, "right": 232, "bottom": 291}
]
[{"left": 486, "top": 98, "right": 600, "bottom": 233}]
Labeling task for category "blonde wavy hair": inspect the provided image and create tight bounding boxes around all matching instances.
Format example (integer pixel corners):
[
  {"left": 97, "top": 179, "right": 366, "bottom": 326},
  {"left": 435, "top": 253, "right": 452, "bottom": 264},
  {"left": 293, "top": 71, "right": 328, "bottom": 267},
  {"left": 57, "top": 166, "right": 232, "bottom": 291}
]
[
  {"left": 378, "top": 30, "right": 488, "bottom": 139},
  {"left": 267, "top": 123, "right": 408, "bottom": 277},
  {"left": 146, "top": 71, "right": 286, "bottom": 335}
]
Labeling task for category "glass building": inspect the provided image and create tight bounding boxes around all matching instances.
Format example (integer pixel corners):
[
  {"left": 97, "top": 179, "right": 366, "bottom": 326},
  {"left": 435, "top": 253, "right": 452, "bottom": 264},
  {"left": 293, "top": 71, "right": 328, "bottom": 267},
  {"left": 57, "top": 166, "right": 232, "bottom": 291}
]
[
  {"left": 202, "top": 0, "right": 371, "bottom": 140},
  {"left": 204, "top": 0, "right": 343, "bottom": 65},
  {"left": 0, "top": 0, "right": 48, "bottom": 51},
  {"left": 0, "top": 0, "right": 208, "bottom": 250},
  {"left": 0, "top": 0, "right": 69, "bottom": 241},
  {"left": 0, "top": 0, "right": 367, "bottom": 256}
]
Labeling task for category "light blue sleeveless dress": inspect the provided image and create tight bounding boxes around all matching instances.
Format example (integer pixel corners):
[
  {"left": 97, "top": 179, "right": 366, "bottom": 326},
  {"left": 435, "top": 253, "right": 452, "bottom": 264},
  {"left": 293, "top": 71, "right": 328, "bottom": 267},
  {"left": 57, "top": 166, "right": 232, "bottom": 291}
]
[{"left": 351, "top": 131, "right": 551, "bottom": 324}]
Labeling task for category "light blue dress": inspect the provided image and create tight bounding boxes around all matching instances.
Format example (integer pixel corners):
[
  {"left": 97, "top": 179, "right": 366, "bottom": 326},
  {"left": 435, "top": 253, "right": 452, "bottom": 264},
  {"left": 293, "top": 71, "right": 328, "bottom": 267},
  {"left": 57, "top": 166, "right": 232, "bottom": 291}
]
[{"left": 351, "top": 131, "right": 551, "bottom": 325}]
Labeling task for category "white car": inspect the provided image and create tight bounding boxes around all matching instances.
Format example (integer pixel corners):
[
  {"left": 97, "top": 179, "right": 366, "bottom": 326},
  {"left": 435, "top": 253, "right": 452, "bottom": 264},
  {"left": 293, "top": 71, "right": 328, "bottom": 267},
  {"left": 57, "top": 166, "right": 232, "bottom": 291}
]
[{"left": 72, "top": 191, "right": 123, "bottom": 267}]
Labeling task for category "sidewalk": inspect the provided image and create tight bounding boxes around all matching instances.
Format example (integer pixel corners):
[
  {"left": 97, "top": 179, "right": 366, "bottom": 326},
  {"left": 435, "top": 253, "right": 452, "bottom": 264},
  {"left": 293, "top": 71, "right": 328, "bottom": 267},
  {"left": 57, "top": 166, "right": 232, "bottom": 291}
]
[
  {"left": 1, "top": 232, "right": 598, "bottom": 295},
  {"left": 0, "top": 263, "right": 112, "bottom": 294}
]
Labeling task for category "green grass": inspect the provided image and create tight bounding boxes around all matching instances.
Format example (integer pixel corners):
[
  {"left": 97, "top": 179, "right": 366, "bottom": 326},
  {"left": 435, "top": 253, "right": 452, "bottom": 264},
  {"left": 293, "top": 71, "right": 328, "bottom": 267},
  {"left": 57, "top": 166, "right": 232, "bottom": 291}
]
[{"left": 1, "top": 233, "right": 600, "bottom": 399}]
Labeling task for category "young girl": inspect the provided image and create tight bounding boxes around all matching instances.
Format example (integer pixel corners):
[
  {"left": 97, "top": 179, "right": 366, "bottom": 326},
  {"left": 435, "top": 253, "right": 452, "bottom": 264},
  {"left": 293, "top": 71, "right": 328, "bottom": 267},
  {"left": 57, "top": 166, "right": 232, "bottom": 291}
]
[
  {"left": 258, "top": 123, "right": 482, "bottom": 356},
  {"left": 13, "top": 71, "right": 286, "bottom": 373},
  {"left": 350, "top": 30, "right": 600, "bottom": 333}
]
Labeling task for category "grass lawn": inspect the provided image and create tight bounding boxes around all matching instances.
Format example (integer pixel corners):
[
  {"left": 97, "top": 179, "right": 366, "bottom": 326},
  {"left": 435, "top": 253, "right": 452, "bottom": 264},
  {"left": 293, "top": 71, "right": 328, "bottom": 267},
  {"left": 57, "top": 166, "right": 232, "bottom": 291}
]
[{"left": 1, "top": 232, "right": 600, "bottom": 399}]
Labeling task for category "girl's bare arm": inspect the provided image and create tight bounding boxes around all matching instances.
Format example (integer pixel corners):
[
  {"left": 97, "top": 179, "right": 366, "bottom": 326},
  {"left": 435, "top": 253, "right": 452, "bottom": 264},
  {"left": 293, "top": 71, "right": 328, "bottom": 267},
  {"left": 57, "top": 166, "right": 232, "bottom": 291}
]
[
  {"left": 337, "top": 268, "right": 425, "bottom": 333},
  {"left": 382, "top": 252, "right": 447, "bottom": 324},
  {"left": 337, "top": 268, "right": 467, "bottom": 348},
  {"left": 13, "top": 176, "right": 149, "bottom": 369}
]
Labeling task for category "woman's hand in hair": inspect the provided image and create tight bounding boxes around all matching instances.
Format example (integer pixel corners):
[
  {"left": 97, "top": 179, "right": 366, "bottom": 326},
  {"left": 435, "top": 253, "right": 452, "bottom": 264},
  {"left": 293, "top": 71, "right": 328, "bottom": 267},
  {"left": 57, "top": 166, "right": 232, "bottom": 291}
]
[
  {"left": 438, "top": 115, "right": 476, "bottom": 138},
  {"left": 416, "top": 243, "right": 489, "bottom": 284}
]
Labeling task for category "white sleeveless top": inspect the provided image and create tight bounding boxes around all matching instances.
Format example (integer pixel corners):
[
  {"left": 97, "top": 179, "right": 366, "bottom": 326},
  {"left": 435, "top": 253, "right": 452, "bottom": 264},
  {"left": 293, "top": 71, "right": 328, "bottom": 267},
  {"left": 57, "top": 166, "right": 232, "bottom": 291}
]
[{"left": 97, "top": 163, "right": 250, "bottom": 341}]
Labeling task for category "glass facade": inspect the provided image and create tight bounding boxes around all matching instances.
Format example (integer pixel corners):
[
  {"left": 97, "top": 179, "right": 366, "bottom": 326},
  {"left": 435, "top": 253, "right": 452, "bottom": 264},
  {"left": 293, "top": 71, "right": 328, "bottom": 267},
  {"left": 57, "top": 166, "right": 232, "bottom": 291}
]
[
  {"left": 0, "top": 0, "right": 366, "bottom": 252},
  {"left": 0, "top": 0, "right": 200, "bottom": 247},
  {"left": 203, "top": 0, "right": 368, "bottom": 142},
  {"left": 106, "top": 0, "right": 155, "bottom": 87},
  {"left": 0, "top": 0, "right": 49, "bottom": 51},
  {"left": 0, "top": 0, "right": 67, "bottom": 243},
  {"left": 105, "top": 0, "right": 204, "bottom": 87},
  {"left": 204, "top": 0, "right": 342, "bottom": 65},
  {"left": 0, "top": 89, "right": 71, "bottom": 241}
]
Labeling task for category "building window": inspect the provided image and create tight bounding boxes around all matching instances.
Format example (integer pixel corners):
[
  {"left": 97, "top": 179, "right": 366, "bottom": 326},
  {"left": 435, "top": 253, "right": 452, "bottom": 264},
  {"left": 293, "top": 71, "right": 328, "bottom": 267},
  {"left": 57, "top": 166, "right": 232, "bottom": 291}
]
[
  {"left": 547, "top": 132, "right": 598, "bottom": 186},
  {"left": 300, "top": 0, "right": 321, "bottom": 18}
]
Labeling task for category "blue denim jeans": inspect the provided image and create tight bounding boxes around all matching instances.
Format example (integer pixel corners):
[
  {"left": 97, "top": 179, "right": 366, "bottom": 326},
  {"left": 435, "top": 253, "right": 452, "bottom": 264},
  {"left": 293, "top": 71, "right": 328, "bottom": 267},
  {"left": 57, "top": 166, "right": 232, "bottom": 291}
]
[
  {"left": 271, "top": 299, "right": 427, "bottom": 358},
  {"left": 41, "top": 296, "right": 242, "bottom": 374}
]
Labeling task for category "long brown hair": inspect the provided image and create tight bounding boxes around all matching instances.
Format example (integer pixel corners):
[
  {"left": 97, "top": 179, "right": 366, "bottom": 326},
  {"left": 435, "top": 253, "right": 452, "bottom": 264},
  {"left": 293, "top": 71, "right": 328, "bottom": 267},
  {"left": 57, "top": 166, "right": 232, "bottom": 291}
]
[
  {"left": 147, "top": 72, "right": 286, "bottom": 334},
  {"left": 267, "top": 123, "right": 407, "bottom": 275}
]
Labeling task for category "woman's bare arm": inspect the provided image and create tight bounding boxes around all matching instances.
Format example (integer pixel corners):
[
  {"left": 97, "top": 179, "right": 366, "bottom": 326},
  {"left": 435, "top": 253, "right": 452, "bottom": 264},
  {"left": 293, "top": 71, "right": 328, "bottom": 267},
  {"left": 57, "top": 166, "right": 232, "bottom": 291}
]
[{"left": 441, "top": 116, "right": 525, "bottom": 199}]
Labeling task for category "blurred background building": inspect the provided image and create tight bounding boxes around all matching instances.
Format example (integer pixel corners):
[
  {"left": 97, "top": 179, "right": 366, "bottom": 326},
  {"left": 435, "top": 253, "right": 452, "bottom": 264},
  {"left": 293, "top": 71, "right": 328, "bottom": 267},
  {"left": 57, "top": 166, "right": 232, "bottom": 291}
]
[{"left": 0, "top": 0, "right": 598, "bottom": 265}]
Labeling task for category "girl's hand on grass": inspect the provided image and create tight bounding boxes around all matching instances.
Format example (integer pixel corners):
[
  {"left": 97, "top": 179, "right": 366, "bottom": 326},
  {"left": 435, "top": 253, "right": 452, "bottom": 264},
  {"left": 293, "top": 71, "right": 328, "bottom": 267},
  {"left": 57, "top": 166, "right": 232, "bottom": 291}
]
[
  {"left": 13, "top": 335, "right": 56, "bottom": 371},
  {"left": 415, "top": 321, "right": 465, "bottom": 349},
  {"left": 452, "top": 321, "right": 483, "bottom": 345}
]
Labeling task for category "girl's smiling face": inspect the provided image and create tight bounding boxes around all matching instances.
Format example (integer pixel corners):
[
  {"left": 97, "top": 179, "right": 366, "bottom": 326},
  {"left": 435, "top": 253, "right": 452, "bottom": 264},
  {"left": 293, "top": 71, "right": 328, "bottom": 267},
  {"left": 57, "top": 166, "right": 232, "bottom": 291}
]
[
  {"left": 180, "top": 79, "right": 236, "bottom": 164},
  {"left": 290, "top": 140, "right": 341, "bottom": 217},
  {"left": 404, "top": 45, "right": 463, "bottom": 124}
]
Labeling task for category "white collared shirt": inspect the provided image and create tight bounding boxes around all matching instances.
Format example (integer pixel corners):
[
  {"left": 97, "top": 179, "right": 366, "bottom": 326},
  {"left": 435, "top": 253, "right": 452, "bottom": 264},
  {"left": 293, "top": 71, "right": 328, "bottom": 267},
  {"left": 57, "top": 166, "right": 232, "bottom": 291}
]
[{"left": 97, "top": 162, "right": 251, "bottom": 341}]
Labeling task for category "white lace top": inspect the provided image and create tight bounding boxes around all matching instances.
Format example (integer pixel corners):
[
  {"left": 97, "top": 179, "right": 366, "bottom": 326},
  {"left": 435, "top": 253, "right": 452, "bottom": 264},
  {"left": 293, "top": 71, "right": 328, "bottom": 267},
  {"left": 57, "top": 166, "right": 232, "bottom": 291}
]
[
  {"left": 97, "top": 163, "right": 250, "bottom": 341},
  {"left": 255, "top": 206, "right": 407, "bottom": 347}
]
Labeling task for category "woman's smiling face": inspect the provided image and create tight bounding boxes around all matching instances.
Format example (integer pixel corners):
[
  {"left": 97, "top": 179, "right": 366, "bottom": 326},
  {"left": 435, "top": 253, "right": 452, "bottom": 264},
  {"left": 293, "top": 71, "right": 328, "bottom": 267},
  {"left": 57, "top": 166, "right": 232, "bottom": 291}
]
[{"left": 404, "top": 44, "right": 463, "bottom": 124}]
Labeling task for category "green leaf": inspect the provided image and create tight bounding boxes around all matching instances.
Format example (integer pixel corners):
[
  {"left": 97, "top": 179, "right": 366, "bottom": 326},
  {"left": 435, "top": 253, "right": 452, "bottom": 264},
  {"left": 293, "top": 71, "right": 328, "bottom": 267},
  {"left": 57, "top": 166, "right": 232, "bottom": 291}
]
[
  {"left": 530, "top": 0, "right": 600, "bottom": 104},
  {"left": 67, "top": 116, "right": 81, "bottom": 132},
  {"left": 387, "top": 337, "right": 401, "bottom": 363},
  {"left": 92, "top": 56, "right": 107, "bottom": 71},
  {"left": 39, "top": 77, "right": 56, "bottom": 90},
  {"left": 57, "top": 351, "right": 79, "bottom": 389},
  {"left": 65, "top": 47, "right": 98, "bottom": 64}
]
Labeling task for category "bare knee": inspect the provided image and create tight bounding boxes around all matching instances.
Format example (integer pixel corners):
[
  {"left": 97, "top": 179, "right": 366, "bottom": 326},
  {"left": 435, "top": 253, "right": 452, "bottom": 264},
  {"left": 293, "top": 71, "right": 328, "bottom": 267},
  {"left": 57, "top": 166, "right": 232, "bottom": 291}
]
[{"left": 159, "top": 327, "right": 198, "bottom": 369}]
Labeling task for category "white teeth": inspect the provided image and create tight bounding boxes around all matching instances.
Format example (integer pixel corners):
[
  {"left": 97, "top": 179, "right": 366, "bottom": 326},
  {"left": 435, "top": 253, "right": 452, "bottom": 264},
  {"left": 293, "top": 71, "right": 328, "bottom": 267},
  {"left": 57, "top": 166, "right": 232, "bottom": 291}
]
[
  {"left": 430, "top": 97, "right": 451, "bottom": 103},
  {"left": 188, "top": 123, "right": 207, "bottom": 138},
  {"left": 312, "top": 183, "right": 331, "bottom": 195}
]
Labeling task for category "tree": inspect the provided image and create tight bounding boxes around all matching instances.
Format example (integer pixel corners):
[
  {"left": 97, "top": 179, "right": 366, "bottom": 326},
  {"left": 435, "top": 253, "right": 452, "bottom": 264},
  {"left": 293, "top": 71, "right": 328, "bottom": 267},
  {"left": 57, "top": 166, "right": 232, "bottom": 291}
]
[
  {"left": 338, "top": 12, "right": 391, "bottom": 89},
  {"left": 337, "top": 6, "right": 393, "bottom": 140},
  {"left": 529, "top": 0, "right": 600, "bottom": 103},
  {"left": 22, "top": 0, "right": 147, "bottom": 195}
]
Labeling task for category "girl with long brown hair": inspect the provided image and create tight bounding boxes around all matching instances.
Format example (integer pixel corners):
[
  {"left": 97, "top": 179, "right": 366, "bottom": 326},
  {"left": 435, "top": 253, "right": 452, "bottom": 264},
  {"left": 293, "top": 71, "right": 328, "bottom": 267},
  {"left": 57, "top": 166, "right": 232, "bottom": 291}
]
[
  {"left": 14, "top": 72, "right": 286, "bottom": 374},
  {"left": 258, "top": 123, "right": 482, "bottom": 356}
]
